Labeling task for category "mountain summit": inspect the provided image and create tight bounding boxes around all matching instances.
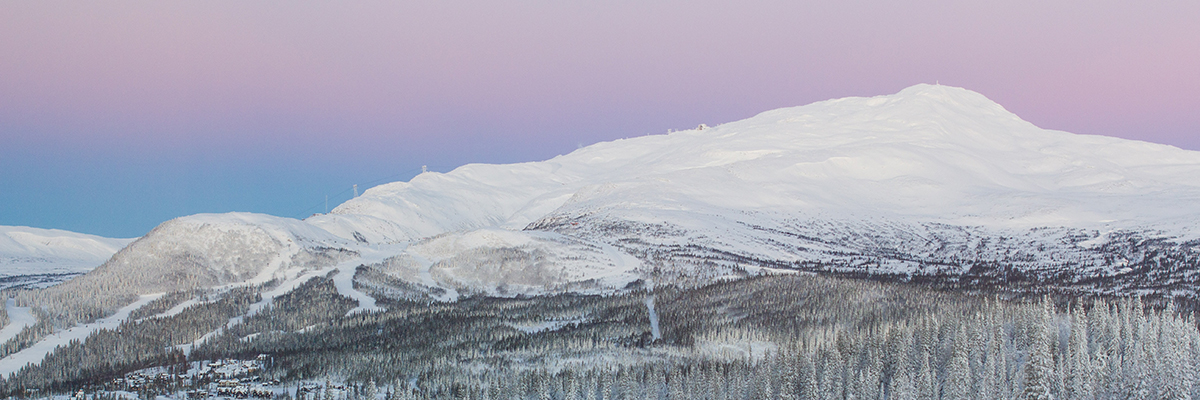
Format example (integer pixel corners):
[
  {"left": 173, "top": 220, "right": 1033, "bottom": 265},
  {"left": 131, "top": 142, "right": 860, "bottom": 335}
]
[{"left": 318, "top": 84, "right": 1200, "bottom": 239}]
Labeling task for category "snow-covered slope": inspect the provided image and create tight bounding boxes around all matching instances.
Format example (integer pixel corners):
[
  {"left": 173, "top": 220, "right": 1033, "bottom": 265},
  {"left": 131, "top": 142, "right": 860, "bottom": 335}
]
[
  {"left": 74, "top": 213, "right": 358, "bottom": 295},
  {"left": 65, "top": 84, "right": 1200, "bottom": 299},
  {"left": 325, "top": 84, "right": 1200, "bottom": 239},
  {"left": 0, "top": 226, "right": 133, "bottom": 282}
]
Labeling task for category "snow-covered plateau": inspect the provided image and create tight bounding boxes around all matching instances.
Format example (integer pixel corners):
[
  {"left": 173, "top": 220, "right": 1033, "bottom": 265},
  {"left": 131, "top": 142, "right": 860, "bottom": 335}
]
[{"left": 0, "top": 226, "right": 133, "bottom": 289}]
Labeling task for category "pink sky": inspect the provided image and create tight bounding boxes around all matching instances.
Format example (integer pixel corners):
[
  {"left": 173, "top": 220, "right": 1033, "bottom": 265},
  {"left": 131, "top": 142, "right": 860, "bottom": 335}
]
[{"left": 2, "top": 1, "right": 1199, "bottom": 236}]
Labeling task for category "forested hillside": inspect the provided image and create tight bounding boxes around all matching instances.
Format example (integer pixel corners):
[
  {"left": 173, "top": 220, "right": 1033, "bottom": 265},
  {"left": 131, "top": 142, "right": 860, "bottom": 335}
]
[{"left": 3, "top": 274, "right": 1197, "bottom": 399}]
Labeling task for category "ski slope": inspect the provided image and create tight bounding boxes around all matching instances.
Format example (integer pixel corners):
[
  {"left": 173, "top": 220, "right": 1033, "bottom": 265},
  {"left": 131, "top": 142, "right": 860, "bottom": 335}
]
[{"left": 0, "top": 293, "right": 163, "bottom": 377}]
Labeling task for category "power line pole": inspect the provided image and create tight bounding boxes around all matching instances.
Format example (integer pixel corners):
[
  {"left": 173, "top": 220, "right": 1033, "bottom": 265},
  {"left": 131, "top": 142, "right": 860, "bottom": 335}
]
[{"left": 325, "top": 195, "right": 328, "bottom": 214}]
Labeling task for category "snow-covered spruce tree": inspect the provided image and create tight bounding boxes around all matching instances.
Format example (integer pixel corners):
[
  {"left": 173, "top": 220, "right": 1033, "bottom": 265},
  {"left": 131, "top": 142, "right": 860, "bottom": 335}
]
[
  {"left": 777, "top": 351, "right": 799, "bottom": 400},
  {"left": 1019, "top": 297, "right": 1056, "bottom": 400},
  {"left": 942, "top": 327, "right": 972, "bottom": 400},
  {"left": 667, "top": 371, "right": 685, "bottom": 400},
  {"left": 1114, "top": 298, "right": 1150, "bottom": 399},
  {"left": 363, "top": 379, "right": 377, "bottom": 400},
  {"left": 1157, "top": 303, "right": 1197, "bottom": 400},
  {"left": 818, "top": 348, "right": 844, "bottom": 400},
  {"left": 889, "top": 358, "right": 917, "bottom": 400},
  {"left": 797, "top": 352, "right": 819, "bottom": 400},
  {"left": 1064, "top": 304, "right": 1092, "bottom": 400},
  {"left": 914, "top": 336, "right": 937, "bottom": 400}
]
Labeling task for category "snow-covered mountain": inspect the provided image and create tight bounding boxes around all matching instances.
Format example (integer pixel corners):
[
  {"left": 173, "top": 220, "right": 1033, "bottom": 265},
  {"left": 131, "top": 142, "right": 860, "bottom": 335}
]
[
  {"left": 0, "top": 226, "right": 133, "bottom": 288},
  {"left": 77, "top": 84, "right": 1200, "bottom": 299}
]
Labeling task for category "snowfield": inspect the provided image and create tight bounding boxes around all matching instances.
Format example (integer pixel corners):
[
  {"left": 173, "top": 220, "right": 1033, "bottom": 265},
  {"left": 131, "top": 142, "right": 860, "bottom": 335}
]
[{"left": 0, "top": 226, "right": 133, "bottom": 280}]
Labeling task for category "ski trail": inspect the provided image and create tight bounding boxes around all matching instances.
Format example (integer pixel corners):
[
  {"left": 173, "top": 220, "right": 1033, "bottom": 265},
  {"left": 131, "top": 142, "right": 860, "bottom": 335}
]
[
  {"left": 0, "top": 293, "right": 164, "bottom": 377},
  {"left": 331, "top": 258, "right": 383, "bottom": 315},
  {"left": 645, "top": 294, "right": 661, "bottom": 341},
  {"left": 0, "top": 299, "right": 36, "bottom": 345}
]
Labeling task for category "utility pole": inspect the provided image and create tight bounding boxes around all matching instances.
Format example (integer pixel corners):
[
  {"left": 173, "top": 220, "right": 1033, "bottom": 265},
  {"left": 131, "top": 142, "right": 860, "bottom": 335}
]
[{"left": 353, "top": 184, "right": 358, "bottom": 198}]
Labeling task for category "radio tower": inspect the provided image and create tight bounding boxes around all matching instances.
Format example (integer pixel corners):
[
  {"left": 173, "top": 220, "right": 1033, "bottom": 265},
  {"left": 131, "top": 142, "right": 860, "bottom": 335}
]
[{"left": 353, "top": 184, "right": 358, "bottom": 198}]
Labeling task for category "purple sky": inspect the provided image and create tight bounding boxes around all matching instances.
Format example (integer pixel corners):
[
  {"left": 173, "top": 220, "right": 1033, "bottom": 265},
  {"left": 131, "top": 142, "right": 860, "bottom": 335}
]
[{"left": 2, "top": 1, "right": 1199, "bottom": 238}]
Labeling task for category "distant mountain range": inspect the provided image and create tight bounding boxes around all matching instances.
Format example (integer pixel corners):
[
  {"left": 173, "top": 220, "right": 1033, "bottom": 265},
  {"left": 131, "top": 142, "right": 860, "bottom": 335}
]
[
  {"left": 14, "top": 84, "right": 1200, "bottom": 300},
  {"left": 0, "top": 226, "right": 132, "bottom": 289}
]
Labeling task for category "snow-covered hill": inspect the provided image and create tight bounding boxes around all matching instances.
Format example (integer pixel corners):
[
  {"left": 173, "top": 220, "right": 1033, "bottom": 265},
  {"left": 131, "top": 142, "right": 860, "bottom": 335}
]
[
  {"left": 0, "top": 226, "right": 133, "bottom": 288},
  {"left": 325, "top": 84, "right": 1200, "bottom": 238},
  {"left": 61, "top": 84, "right": 1200, "bottom": 299}
]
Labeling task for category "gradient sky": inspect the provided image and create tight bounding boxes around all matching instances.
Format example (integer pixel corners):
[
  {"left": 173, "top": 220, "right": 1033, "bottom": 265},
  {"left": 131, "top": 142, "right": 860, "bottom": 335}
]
[{"left": 2, "top": 1, "right": 1199, "bottom": 238}]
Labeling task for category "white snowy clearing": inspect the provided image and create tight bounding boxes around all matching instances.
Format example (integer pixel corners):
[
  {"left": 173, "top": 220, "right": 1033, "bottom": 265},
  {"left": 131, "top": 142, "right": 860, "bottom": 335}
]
[{"left": 0, "top": 299, "right": 36, "bottom": 346}]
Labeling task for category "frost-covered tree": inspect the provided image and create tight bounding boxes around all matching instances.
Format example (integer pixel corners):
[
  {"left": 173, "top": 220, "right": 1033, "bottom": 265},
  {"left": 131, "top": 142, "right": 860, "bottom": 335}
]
[{"left": 1020, "top": 298, "right": 1056, "bottom": 400}]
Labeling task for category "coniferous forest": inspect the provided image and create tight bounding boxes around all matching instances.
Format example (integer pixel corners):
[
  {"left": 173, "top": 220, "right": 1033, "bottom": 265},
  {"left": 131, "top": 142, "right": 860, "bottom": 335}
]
[{"left": 1, "top": 272, "right": 1197, "bottom": 399}]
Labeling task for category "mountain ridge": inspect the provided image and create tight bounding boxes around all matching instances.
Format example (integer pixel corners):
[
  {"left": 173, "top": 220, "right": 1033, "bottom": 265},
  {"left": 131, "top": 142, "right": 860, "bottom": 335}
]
[
  {"left": 0, "top": 226, "right": 133, "bottom": 288},
  {"left": 27, "top": 84, "right": 1200, "bottom": 301}
]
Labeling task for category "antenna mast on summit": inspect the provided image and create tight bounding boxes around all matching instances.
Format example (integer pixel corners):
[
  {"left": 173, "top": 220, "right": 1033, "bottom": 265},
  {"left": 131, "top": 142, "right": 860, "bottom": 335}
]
[
  {"left": 353, "top": 184, "right": 358, "bottom": 198},
  {"left": 325, "top": 195, "right": 328, "bottom": 214},
  {"left": 422, "top": 165, "right": 427, "bottom": 173}
]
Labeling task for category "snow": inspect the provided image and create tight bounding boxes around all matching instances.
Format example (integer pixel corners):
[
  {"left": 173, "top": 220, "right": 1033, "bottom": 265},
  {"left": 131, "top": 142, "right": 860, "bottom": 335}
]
[
  {"left": 309, "top": 85, "right": 1200, "bottom": 252},
  {"left": 153, "top": 298, "right": 203, "bottom": 319},
  {"left": 0, "top": 293, "right": 164, "bottom": 377},
  {"left": 0, "top": 226, "right": 134, "bottom": 277},
  {"left": 506, "top": 318, "right": 588, "bottom": 334},
  {"left": 330, "top": 258, "right": 383, "bottom": 315},
  {"left": 694, "top": 338, "right": 777, "bottom": 362},
  {"left": 0, "top": 298, "right": 36, "bottom": 345},
  {"left": 645, "top": 295, "right": 661, "bottom": 341}
]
